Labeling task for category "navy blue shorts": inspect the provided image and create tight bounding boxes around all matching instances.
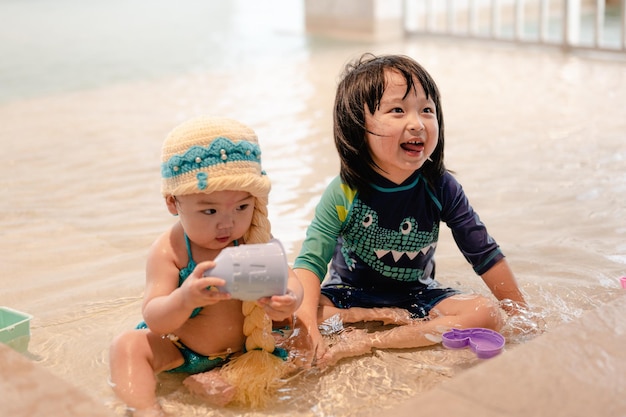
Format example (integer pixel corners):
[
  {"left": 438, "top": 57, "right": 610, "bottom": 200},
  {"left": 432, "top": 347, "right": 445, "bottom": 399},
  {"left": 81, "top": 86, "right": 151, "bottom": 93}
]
[{"left": 321, "top": 284, "right": 459, "bottom": 319}]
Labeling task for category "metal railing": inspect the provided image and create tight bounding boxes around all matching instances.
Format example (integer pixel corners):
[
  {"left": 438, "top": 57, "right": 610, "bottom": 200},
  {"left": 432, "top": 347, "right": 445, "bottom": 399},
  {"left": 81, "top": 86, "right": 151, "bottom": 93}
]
[{"left": 403, "top": 0, "right": 626, "bottom": 54}]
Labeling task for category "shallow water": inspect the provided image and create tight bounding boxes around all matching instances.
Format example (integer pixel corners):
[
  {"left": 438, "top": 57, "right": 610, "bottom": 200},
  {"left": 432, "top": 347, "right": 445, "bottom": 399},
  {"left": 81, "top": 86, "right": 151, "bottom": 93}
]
[{"left": 1, "top": 1, "right": 625, "bottom": 416}]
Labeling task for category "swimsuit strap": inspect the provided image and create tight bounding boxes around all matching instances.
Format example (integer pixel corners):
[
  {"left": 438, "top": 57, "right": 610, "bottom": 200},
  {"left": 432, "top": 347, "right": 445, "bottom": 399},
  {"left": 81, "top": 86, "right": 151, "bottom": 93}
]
[
  {"left": 180, "top": 233, "right": 203, "bottom": 318},
  {"left": 184, "top": 233, "right": 195, "bottom": 261},
  {"left": 179, "top": 233, "right": 197, "bottom": 283}
]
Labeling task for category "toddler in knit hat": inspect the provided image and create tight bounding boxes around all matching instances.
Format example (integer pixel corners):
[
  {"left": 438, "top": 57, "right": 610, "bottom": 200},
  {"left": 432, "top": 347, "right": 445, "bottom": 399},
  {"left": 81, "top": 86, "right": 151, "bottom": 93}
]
[{"left": 109, "top": 116, "right": 303, "bottom": 416}]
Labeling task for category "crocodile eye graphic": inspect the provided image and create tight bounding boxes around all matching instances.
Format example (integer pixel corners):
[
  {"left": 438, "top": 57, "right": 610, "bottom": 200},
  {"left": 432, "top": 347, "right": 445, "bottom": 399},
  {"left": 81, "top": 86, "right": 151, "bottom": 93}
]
[
  {"left": 362, "top": 214, "right": 373, "bottom": 227},
  {"left": 400, "top": 220, "right": 412, "bottom": 235}
]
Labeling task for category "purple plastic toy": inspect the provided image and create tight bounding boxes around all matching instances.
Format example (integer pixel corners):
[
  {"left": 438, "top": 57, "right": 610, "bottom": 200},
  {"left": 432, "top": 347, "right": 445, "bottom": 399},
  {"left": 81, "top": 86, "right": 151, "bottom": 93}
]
[{"left": 441, "top": 328, "right": 505, "bottom": 359}]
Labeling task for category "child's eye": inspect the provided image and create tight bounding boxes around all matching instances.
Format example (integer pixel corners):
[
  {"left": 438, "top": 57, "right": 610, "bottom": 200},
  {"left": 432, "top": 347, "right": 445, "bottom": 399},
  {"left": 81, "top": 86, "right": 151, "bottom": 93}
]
[
  {"left": 203, "top": 209, "right": 217, "bottom": 215},
  {"left": 390, "top": 107, "right": 404, "bottom": 114},
  {"left": 423, "top": 107, "right": 434, "bottom": 114},
  {"left": 237, "top": 204, "right": 250, "bottom": 211}
]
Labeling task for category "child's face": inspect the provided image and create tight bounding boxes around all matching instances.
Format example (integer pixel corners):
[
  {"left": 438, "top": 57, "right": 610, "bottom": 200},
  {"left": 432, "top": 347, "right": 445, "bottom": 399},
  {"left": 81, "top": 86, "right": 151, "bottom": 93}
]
[
  {"left": 365, "top": 69, "right": 439, "bottom": 184},
  {"left": 168, "top": 190, "right": 255, "bottom": 250}
]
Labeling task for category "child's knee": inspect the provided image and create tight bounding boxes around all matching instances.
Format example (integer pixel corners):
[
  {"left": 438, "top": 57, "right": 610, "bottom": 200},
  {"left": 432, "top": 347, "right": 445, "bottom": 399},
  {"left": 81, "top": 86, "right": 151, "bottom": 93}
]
[
  {"left": 475, "top": 296, "right": 504, "bottom": 330},
  {"left": 110, "top": 330, "right": 147, "bottom": 361}
]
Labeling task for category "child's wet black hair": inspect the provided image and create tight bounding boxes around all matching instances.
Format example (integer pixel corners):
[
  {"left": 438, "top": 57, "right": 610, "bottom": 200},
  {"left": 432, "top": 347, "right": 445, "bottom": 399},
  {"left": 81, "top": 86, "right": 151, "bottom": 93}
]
[{"left": 333, "top": 53, "right": 446, "bottom": 195}]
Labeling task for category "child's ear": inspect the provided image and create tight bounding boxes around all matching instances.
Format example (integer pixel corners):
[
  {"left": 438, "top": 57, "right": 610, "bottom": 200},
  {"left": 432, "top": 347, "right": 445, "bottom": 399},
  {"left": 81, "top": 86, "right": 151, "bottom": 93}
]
[{"left": 165, "top": 195, "right": 178, "bottom": 216}]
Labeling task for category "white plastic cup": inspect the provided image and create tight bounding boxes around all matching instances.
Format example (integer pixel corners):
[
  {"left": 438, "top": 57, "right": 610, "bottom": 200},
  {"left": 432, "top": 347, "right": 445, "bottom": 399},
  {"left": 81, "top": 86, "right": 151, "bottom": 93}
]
[{"left": 203, "top": 239, "right": 288, "bottom": 300}]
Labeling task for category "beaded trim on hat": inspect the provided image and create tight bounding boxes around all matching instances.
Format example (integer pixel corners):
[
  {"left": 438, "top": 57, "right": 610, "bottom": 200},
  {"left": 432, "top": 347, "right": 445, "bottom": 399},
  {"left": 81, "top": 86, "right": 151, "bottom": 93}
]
[{"left": 161, "top": 137, "right": 263, "bottom": 179}]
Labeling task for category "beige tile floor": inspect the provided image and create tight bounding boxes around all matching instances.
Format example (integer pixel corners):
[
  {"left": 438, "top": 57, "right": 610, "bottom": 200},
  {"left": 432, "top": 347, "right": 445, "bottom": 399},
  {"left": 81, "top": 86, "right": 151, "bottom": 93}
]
[
  {"left": 0, "top": 343, "right": 115, "bottom": 417},
  {"left": 393, "top": 294, "right": 626, "bottom": 417},
  {"left": 3, "top": 293, "right": 624, "bottom": 417}
]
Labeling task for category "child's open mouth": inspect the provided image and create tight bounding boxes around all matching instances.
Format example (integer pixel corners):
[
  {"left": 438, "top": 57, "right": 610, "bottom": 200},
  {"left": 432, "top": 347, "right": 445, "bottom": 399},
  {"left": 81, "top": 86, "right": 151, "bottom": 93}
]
[{"left": 400, "top": 141, "right": 424, "bottom": 153}]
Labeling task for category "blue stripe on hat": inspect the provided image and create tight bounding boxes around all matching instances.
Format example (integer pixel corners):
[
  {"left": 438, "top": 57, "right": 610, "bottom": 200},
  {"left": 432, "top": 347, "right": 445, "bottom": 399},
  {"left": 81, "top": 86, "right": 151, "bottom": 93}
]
[{"left": 161, "top": 137, "right": 262, "bottom": 179}]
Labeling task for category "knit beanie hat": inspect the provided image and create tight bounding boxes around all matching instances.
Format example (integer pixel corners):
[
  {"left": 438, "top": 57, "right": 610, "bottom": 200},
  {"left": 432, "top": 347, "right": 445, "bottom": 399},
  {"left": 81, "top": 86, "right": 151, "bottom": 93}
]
[{"left": 161, "top": 116, "right": 272, "bottom": 244}]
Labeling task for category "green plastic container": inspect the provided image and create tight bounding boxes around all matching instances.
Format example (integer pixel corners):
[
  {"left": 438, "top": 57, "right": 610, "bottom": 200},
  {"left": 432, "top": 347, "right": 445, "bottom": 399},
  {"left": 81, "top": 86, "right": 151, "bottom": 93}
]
[{"left": 0, "top": 306, "right": 33, "bottom": 352}]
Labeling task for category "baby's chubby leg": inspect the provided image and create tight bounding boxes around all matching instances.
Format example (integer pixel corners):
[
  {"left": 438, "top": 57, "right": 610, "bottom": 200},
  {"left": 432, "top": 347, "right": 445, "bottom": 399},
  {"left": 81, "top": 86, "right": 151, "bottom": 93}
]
[{"left": 109, "top": 329, "right": 184, "bottom": 416}]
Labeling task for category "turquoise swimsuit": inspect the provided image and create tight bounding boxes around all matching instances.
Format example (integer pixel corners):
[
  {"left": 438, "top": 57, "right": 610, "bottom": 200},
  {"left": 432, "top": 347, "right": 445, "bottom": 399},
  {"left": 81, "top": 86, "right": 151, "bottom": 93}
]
[{"left": 136, "top": 235, "right": 238, "bottom": 374}]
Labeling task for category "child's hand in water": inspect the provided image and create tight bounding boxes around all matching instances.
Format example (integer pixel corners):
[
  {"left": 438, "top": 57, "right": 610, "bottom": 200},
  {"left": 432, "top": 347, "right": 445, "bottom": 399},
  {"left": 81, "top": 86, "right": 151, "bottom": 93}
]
[
  {"left": 257, "top": 289, "right": 299, "bottom": 321},
  {"left": 180, "top": 261, "right": 232, "bottom": 308}
]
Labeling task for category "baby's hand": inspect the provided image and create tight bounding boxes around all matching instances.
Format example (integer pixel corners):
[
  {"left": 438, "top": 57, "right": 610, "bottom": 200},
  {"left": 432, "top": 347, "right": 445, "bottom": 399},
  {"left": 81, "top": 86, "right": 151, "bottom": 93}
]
[
  {"left": 180, "top": 261, "right": 232, "bottom": 309},
  {"left": 257, "top": 289, "right": 298, "bottom": 322}
]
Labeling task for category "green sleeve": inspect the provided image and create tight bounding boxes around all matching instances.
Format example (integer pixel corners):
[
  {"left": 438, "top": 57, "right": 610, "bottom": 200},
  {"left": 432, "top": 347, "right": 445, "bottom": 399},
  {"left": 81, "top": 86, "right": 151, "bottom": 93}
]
[{"left": 293, "top": 176, "right": 355, "bottom": 281}]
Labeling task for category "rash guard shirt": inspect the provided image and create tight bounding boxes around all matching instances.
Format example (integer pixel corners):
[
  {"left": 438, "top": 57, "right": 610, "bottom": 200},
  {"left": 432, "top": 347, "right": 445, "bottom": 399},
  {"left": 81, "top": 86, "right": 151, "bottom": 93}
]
[{"left": 294, "top": 169, "right": 504, "bottom": 293}]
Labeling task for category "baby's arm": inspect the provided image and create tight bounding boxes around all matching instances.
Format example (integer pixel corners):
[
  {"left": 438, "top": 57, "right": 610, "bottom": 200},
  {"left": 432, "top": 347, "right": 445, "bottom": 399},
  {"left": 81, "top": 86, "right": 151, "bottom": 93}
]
[
  {"left": 480, "top": 258, "right": 527, "bottom": 315},
  {"left": 141, "top": 235, "right": 231, "bottom": 334}
]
